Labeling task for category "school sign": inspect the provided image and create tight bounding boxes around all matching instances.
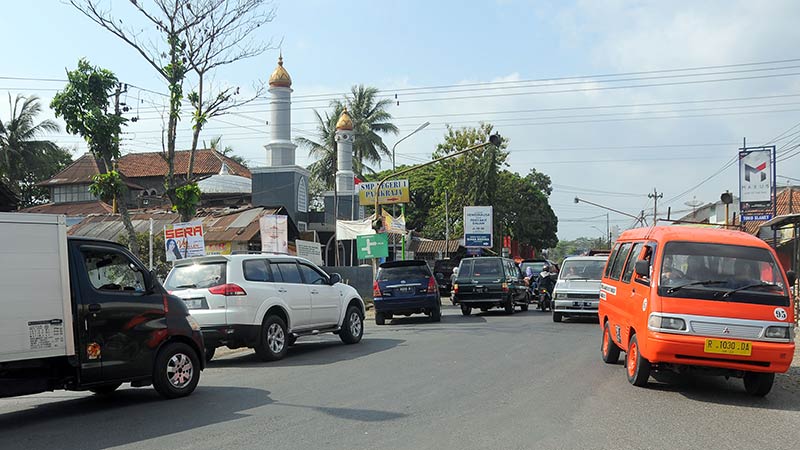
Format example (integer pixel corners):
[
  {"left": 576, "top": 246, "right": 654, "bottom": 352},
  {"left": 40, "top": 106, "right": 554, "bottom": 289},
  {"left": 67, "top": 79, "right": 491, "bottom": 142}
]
[{"left": 358, "top": 180, "right": 410, "bottom": 206}]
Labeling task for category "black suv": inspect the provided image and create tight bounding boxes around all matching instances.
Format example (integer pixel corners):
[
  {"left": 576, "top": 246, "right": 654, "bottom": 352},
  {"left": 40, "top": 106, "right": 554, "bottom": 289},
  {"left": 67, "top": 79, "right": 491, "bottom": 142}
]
[
  {"left": 433, "top": 258, "right": 460, "bottom": 296},
  {"left": 452, "top": 257, "right": 529, "bottom": 315}
]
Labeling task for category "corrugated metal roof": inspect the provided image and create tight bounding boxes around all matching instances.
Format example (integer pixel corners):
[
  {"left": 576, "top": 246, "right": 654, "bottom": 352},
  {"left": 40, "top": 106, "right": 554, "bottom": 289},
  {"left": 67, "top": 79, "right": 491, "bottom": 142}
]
[{"left": 411, "top": 239, "right": 462, "bottom": 254}]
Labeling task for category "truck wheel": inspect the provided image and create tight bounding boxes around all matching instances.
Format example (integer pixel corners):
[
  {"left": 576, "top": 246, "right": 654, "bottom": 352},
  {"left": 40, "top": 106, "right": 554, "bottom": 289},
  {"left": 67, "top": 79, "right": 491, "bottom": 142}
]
[
  {"left": 153, "top": 342, "right": 200, "bottom": 399},
  {"left": 254, "top": 315, "right": 289, "bottom": 361},
  {"left": 431, "top": 306, "right": 442, "bottom": 322},
  {"left": 204, "top": 346, "right": 216, "bottom": 363},
  {"left": 626, "top": 334, "right": 651, "bottom": 387},
  {"left": 601, "top": 322, "right": 620, "bottom": 364},
  {"left": 743, "top": 372, "right": 774, "bottom": 397},
  {"left": 375, "top": 312, "right": 386, "bottom": 325},
  {"left": 504, "top": 297, "right": 515, "bottom": 314},
  {"left": 461, "top": 304, "right": 472, "bottom": 316},
  {"left": 339, "top": 305, "right": 364, "bottom": 344},
  {"left": 552, "top": 311, "right": 563, "bottom": 322},
  {"left": 90, "top": 383, "right": 122, "bottom": 395}
]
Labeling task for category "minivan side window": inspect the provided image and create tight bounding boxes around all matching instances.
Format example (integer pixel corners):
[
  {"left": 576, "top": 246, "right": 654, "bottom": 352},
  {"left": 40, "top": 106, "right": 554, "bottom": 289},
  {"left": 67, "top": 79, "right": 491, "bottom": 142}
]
[
  {"left": 621, "top": 243, "right": 644, "bottom": 283},
  {"left": 608, "top": 243, "right": 633, "bottom": 281},
  {"left": 299, "top": 264, "right": 328, "bottom": 285},
  {"left": 605, "top": 244, "right": 622, "bottom": 278},
  {"left": 243, "top": 259, "right": 272, "bottom": 282},
  {"left": 274, "top": 262, "right": 303, "bottom": 284}
]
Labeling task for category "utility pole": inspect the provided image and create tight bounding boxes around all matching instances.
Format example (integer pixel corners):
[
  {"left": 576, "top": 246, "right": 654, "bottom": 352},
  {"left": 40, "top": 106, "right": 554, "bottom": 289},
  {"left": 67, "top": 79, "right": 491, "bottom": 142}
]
[
  {"left": 648, "top": 188, "right": 663, "bottom": 224},
  {"left": 606, "top": 213, "right": 610, "bottom": 248},
  {"left": 444, "top": 190, "right": 450, "bottom": 259}
]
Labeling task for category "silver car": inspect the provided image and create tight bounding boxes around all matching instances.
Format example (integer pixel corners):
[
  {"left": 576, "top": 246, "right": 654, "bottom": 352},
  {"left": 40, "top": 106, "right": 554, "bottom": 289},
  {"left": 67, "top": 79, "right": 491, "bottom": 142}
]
[{"left": 552, "top": 255, "right": 608, "bottom": 322}]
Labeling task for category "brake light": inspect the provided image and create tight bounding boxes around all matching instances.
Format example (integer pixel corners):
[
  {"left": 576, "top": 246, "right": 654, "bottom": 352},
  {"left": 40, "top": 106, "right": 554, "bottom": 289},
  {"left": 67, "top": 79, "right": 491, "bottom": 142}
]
[
  {"left": 502, "top": 282, "right": 509, "bottom": 292},
  {"left": 427, "top": 277, "right": 437, "bottom": 294},
  {"left": 208, "top": 283, "right": 247, "bottom": 296},
  {"left": 373, "top": 281, "right": 382, "bottom": 298}
]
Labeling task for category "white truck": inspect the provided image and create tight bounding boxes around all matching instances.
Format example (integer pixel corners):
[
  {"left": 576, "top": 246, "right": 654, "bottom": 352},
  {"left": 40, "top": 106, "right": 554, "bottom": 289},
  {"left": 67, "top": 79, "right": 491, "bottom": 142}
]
[{"left": 0, "top": 213, "right": 205, "bottom": 399}]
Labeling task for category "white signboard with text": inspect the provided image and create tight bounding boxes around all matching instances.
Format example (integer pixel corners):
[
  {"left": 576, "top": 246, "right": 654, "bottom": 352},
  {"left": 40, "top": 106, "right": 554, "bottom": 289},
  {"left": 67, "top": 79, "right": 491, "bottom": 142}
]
[
  {"left": 296, "top": 239, "right": 323, "bottom": 265},
  {"left": 464, "top": 206, "right": 493, "bottom": 248},
  {"left": 165, "top": 221, "right": 205, "bottom": 261},
  {"left": 739, "top": 149, "right": 772, "bottom": 211},
  {"left": 260, "top": 215, "right": 289, "bottom": 254}
]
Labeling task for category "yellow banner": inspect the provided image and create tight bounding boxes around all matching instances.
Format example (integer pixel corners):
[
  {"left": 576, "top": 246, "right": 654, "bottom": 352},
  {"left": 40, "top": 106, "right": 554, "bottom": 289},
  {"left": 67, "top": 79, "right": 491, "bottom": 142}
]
[{"left": 358, "top": 180, "right": 410, "bottom": 206}]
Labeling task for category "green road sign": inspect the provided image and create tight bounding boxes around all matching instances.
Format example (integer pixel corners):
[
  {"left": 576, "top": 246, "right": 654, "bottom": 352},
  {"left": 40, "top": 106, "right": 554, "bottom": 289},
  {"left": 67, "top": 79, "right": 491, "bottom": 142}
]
[{"left": 356, "top": 233, "right": 389, "bottom": 259}]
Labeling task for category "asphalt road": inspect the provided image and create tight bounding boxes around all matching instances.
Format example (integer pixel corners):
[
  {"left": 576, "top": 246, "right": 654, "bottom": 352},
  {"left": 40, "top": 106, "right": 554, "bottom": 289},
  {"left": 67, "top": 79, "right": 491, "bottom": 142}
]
[{"left": 2, "top": 305, "right": 800, "bottom": 450}]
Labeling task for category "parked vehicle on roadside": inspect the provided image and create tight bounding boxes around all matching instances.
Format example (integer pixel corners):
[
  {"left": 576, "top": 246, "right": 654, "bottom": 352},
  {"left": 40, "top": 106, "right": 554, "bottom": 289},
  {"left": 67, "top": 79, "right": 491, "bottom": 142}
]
[
  {"left": 0, "top": 213, "right": 204, "bottom": 400},
  {"left": 165, "top": 254, "right": 365, "bottom": 362},
  {"left": 373, "top": 260, "right": 441, "bottom": 324},
  {"left": 452, "top": 257, "right": 529, "bottom": 315},
  {"left": 433, "top": 258, "right": 460, "bottom": 296},
  {"left": 599, "top": 226, "right": 796, "bottom": 396},
  {"left": 552, "top": 255, "right": 608, "bottom": 322}
]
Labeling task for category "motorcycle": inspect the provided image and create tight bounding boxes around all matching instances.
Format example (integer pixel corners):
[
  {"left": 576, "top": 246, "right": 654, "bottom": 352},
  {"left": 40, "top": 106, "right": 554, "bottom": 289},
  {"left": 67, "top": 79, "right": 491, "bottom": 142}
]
[
  {"left": 536, "top": 272, "right": 557, "bottom": 312},
  {"left": 538, "top": 288, "right": 552, "bottom": 312}
]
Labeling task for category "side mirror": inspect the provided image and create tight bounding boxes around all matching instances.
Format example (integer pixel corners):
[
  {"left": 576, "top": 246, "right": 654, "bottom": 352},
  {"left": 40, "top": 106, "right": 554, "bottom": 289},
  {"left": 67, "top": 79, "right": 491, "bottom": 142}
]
[
  {"left": 146, "top": 269, "right": 158, "bottom": 293},
  {"left": 634, "top": 260, "right": 650, "bottom": 278},
  {"left": 787, "top": 270, "right": 797, "bottom": 287},
  {"left": 330, "top": 273, "right": 342, "bottom": 285}
]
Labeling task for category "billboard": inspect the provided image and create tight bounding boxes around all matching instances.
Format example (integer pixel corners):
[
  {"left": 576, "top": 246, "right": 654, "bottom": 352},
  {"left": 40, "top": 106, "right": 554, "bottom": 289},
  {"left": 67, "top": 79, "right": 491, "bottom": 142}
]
[
  {"left": 260, "top": 215, "right": 289, "bottom": 254},
  {"left": 358, "top": 179, "right": 410, "bottom": 206},
  {"left": 164, "top": 221, "right": 205, "bottom": 261},
  {"left": 739, "top": 149, "right": 772, "bottom": 211},
  {"left": 464, "top": 206, "right": 493, "bottom": 248}
]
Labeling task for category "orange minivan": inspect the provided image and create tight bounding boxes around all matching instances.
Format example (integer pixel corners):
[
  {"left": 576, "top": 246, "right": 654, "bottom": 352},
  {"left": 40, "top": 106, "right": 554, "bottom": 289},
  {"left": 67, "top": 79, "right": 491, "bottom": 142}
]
[{"left": 598, "top": 226, "right": 797, "bottom": 396}]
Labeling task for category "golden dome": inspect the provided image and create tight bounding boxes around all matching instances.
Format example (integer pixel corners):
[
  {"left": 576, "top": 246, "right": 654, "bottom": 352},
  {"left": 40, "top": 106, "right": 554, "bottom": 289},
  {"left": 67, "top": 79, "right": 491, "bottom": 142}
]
[
  {"left": 336, "top": 107, "right": 354, "bottom": 131},
  {"left": 268, "top": 53, "right": 292, "bottom": 88}
]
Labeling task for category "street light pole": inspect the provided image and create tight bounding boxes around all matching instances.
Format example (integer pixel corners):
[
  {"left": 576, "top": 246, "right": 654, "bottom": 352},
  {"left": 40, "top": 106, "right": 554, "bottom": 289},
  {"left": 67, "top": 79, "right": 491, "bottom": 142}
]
[
  {"left": 390, "top": 122, "right": 430, "bottom": 261},
  {"left": 574, "top": 196, "right": 647, "bottom": 226}
]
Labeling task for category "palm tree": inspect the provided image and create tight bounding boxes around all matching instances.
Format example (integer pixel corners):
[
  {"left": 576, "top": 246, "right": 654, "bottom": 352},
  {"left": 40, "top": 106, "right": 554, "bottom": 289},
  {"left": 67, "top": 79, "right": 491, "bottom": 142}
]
[
  {"left": 0, "top": 94, "right": 61, "bottom": 182},
  {"left": 297, "top": 85, "right": 398, "bottom": 189}
]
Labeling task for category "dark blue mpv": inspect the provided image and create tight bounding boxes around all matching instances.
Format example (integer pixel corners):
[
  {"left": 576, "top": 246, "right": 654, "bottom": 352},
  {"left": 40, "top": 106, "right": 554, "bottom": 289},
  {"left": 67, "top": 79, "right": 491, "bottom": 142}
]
[{"left": 373, "top": 260, "right": 442, "bottom": 324}]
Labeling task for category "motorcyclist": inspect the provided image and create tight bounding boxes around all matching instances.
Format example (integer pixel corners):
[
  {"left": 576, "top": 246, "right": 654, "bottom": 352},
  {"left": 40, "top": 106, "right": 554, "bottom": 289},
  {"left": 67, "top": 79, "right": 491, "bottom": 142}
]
[{"left": 537, "top": 264, "right": 558, "bottom": 310}]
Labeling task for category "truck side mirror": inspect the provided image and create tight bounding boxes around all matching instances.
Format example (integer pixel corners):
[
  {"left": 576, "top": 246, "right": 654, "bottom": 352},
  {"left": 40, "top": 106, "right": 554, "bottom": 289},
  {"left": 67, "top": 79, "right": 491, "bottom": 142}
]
[
  {"left": 146, "top": 269, "right": 159, "bottom": 293},
  {"left": 787, "top": 270, "right": 797, "bottom": 286},
  {"left": 634, "top": 260, "right": 650, "bottom": 278},
  {"left": 330, "top": 273, "right": 342, "bottom": 285}
]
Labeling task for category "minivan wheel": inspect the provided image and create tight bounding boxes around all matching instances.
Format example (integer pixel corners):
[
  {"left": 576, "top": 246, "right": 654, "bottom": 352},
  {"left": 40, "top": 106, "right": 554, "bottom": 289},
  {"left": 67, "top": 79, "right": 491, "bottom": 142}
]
[
  {"left": 431, "top": 306, "right": 442, "bottom": 322},
  {"left": 743, "top": 372, "right": 774, "bottom": 397},
  {"left": 90, "top": 383, "right": 122, "bottom": 395},
  {"left": 504, "top": 297, "right": 515, "bottom": 314},
  {"left": 626, "top": 334, "right": 651, "bottom": 387},
  {"left": 339, "top": 305, "right": 364, "bottom": 344},
  {"left": 460, "top": 304, "right": 472, "bottom": 316},
  {"left": 153, "top": 342, "right": 200, "bottom": 399},
  {"left": 254, "top": 315, "right": 289, "bottom": 361},
  {"left": 204, "top": 346, "right": 216, "bottom": 363},
  {"left": 552, "top": 311, "right": 563, "bottom": 322},
  {"left": 375, "top": 312, "right": 386, "bottom": 325},
  {"left": 601, "top": 322, "right": 620, "bottom": 364}
]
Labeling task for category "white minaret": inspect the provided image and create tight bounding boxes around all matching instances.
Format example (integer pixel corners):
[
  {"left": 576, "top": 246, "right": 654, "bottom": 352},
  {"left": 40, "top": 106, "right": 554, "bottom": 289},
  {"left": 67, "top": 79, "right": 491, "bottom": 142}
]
[
  {"left": 265, "top": 53, "right": 296, "bottom": 166},
  {"left": 335, "top": 107, "right": 355, "bottom": 192}
]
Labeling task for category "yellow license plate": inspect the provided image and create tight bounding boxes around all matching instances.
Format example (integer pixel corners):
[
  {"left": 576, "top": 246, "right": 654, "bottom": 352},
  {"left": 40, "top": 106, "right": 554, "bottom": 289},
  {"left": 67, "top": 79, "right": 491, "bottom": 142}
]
[{"left": 704, "top": 338, "right": 752, "bottom": 356}]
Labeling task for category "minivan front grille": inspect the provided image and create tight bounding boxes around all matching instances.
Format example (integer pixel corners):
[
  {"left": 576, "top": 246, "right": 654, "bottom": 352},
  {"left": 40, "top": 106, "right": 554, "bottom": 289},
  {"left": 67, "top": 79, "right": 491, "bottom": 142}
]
[
  {"left": 690, "top": 321, "right": 762, "bottom": 339},
  {"left": 566, "top": 293, "right": 598, "bottom": 300}
]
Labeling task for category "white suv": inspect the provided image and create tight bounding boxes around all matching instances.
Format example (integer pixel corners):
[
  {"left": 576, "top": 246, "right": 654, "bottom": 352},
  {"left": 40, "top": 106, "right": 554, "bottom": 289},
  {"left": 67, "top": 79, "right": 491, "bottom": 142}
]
[{"left": 164, "top": 254, "right": 365, "bottom": 361}]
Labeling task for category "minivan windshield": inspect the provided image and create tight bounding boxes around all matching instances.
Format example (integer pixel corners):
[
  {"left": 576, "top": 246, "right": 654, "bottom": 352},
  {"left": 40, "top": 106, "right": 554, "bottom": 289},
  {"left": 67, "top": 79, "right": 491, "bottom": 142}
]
[
  {"left": 559, "top": 259, "right": 606, "bottom": 280},
  {"left": 165, "top": 262, "right": 227, "bottom": 290},
  {"left": 659, "top": 241, "right": 788, "bottom": 306},
  {"left": 459, "top": 258, "right": 504, "bottom": 280}
]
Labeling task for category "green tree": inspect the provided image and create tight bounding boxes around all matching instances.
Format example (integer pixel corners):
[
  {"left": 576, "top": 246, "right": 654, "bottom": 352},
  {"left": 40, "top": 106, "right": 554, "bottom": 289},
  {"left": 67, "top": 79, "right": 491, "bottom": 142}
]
[
  {"left": 51, "top": 59, "right": 140, "bottom": 257},
  {"left": 0, "top": 94, "right": 69, "bottom": 206},
  {"left": 297, "top": 107, "right": 341, "bottom": 189},
  {"left": 205, "top": 136, "right": 247, "bottom": 167}
]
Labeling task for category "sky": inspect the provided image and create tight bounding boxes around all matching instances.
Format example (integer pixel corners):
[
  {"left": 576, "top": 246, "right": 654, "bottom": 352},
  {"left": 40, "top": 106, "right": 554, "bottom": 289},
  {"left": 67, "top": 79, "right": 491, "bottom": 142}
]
[{"left": 4, "top": 0, "right": 800, "bottom": 241}]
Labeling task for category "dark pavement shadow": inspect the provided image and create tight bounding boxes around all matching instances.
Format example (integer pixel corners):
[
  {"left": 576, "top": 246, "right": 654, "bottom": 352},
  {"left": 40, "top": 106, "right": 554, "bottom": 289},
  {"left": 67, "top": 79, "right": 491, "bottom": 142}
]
[
  {"left": 0, "top": 386, "right": 273, "bottom": 450},
  {"left": 210, "top": 337, "right": 404, "bottom": 368},
  {"left": 276, "top": 402, "right": 406, "bottom": 422},
  {"left": 560, "top": 315, "right": 600, "bottom": 324}
]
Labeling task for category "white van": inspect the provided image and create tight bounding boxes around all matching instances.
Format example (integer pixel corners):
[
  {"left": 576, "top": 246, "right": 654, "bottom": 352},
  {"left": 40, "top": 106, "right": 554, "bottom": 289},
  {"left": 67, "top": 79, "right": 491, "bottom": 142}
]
[{"left": 552, "top": 255, "right": 608, "bottom": 322}]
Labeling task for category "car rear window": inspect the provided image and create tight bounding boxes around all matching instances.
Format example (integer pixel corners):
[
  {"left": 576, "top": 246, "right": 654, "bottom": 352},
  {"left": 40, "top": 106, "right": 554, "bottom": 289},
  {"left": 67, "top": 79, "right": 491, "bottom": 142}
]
[
  {"left": 459, "top": 259, "right": 503, "bottom": 279},
  {"left": 378, "top": 265, "right": 431, "bottom": 281},
  {"left": 165, "top": 262, "right": 227, "bottom": 290},
  {"left": 520, "top": 262, "right": 545, "bottom": 275}
]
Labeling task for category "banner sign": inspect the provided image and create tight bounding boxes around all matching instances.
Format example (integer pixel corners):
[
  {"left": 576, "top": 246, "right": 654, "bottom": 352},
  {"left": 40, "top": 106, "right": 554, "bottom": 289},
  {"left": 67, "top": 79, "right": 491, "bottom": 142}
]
[
  {"left": 356, "top": 233, "right": 389, "bottom": 259},
  {"left": 205, "top": 242, "right": 232, "bottom": 255},
  {"left": 358, "top": 179, "right": 410, "bottom": 206},
  {"left": 296, "top": 239, "right": 323, "bottom": 265},
  {"left": 260, "top": 215, "right": 289, "bottom": 254},
  {"left": 739, "top": 149, "right": 772, "bottom": 211},
  {"left": 741, "top": 213, "right": 773, "bottom": 222},
  {"left": 165, "top": 221, "right": 205, "bottom": 261},
  {"left": 464, "top": 206, "right": 493, "bottom": 248}
]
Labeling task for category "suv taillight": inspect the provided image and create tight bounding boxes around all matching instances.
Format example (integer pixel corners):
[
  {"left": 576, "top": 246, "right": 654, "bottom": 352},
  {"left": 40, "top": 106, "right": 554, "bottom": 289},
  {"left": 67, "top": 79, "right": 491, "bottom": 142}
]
[
  {"left": 427, "top": 277, "right": 437, "bottom": 293},
  {"left": 373, "top": 281, "right": 382, "bottom": 298},
  {"left": 502, "top": 282, "right": 509, "bottom": 293},
  {"left": 208, "top": 283, "right": 247, "bottom": 296},
  {"left": 453, "top": 283, "right": 459, "bottom": 294}
]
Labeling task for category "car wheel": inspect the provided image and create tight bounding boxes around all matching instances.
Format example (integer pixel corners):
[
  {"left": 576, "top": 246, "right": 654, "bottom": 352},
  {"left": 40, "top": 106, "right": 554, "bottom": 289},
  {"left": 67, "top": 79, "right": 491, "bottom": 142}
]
[
  {"left": 460, "top": 304, "right": 472, "bottom": 316},
  {"left": 204, "top": 346, "right": 216, "bottom": 363},
  {"left": 504, "top": 297, "right": 515, "bottom": 314},
  {"left": 375, "top": 312, "right": 386, "bottom": 325},
  {"left": 339, "top": 305, "right": 364, "bottom": 344},
  {"left": 743, "top": 372, "right": 774, "bottom": 397},
  {"left": 601, "top": 322, "right": 620, "bottom": 364},
  {"left": 152, "top": 342, "right": 200, "bottom": 399},
  {"left": 254, "top": 315, "right": 289, "bottom": 361},
  {"left": 552, "top": 311, "right": 563, "bottom": 322},
  {"left": 626, "top": 334, "right": 650, "bottom": 387},
  {"left": 521, "top": 302, "right": 529, "bottom": 312},
  {"left": 90, "top": 383, "right": 122, "bottom": 395},
  {"left": 431, "top": 306, "right": 442, "bottom": 322}
]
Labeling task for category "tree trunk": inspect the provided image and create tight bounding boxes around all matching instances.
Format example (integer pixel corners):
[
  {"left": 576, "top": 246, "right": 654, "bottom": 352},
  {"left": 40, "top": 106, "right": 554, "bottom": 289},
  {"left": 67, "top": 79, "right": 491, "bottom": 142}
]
[
  {"left": 187, "top": 75, "right": 204, "bottom": 182},
  {"left": 116, "top": 191, "right": 140, "bottom": 259}
]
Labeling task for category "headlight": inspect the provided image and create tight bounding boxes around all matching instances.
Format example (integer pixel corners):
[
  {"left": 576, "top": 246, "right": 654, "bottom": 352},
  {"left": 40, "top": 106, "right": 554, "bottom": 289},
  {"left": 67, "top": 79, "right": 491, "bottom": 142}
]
[
  {"left": 186, "top": 315, "right": 201, "bottom": 331},
  {"left": 765, "top": 326, "right": 790, "bottom": 339},
  {"left": 648, "top": 315, "right": 686, "bottom": 331},
  {"left": 555, "top": 292, "right": 567, "bottom": 300}
]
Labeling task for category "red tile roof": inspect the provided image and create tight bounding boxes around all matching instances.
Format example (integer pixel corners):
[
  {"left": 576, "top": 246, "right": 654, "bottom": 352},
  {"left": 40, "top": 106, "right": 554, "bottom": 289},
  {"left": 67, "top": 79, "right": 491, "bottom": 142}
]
[
  {"left": 118, "top": 149, "right": 250, "bottom": 179},
  {"left": 37, "top": 153, "right": 104, "bottom": 186},
  {"left": 20, "top": 201, "right": 113, "bottom": 216}
]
